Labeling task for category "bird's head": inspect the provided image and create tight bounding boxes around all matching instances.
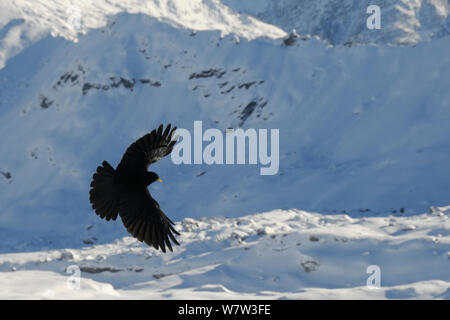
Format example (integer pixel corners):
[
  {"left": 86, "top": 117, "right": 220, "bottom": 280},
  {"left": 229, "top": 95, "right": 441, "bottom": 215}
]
[{"left": 146, "top": 171, "right": 163, "bottom": 185}]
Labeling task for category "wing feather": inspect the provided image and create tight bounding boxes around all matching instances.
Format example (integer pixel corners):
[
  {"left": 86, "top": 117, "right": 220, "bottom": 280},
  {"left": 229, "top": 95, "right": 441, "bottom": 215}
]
[{"left": 116, "top": 124, "right": 178, "bottom": 173}]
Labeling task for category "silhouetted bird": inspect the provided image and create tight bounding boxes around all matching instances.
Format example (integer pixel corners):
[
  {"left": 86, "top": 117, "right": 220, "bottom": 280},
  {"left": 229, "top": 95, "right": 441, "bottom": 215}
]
[{"left": 89, "top": 124, "right": 180, "bottom": 252}]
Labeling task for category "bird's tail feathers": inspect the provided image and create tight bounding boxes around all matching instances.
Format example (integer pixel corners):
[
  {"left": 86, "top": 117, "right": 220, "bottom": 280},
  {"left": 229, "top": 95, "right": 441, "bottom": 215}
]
[{"left": 89, "top": 161, "right": 119, "bottom": 221}]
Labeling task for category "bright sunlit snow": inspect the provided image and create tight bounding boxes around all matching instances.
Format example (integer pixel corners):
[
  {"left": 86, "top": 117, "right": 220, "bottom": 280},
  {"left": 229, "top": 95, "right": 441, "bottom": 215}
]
[{"left": 1, "top": 207, "right": 449, "bottom": 299}]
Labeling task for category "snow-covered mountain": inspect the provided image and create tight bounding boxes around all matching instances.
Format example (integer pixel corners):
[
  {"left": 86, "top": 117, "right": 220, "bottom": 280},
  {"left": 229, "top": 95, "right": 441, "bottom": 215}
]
[
  {"left": 0, "top": 0, "right": 449, "bottom": 299},
  {"left": 223, "top": 0, "right": 450, "bottom": 45},
  {"left": 0, "top": 0, "right": 286, "bottom": 70}
]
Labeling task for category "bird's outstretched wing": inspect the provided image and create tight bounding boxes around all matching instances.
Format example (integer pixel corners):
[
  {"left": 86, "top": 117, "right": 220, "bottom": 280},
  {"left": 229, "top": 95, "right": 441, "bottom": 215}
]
[
  {"left": 117, "top": 124, "right": 177, "bottom": 172},
  {"left": 117, "top": 187, "right": 180, "bottom": 252}
]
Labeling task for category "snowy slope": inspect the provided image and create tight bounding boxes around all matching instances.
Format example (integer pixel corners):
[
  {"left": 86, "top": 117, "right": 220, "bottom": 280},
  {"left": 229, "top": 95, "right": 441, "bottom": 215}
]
[
  {"left": 0, "top": 206, "right": 449, "bottom": 299},
  {"left": 0, "top": 3, "right": 450, "bottom": 251},
  {"left": 0, "top": 0, "right": 286, "bottom": 70},
  {"left": 223, "top": 0, "right": 450, "bottom": 45}
]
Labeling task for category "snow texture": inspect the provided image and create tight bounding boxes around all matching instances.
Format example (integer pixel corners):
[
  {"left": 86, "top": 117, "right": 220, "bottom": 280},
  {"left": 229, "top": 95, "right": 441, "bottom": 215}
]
[
  {"left": 223, "top": 0, "right": 450, "bottom": 45},
  {"left": 1, "top": 207, "right": 449, "bottom": 299}
]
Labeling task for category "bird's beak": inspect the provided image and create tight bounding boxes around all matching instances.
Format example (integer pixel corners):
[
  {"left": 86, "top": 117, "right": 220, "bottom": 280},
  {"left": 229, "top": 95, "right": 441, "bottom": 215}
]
[{"left": 156, "top": 178, "right": 163, "bottom": 183}]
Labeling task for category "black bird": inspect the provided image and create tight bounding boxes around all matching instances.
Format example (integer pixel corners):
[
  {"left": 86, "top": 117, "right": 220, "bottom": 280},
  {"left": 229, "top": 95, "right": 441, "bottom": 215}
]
[{"left": 89, "top": 124, "right": 180, "bottom": 252}]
